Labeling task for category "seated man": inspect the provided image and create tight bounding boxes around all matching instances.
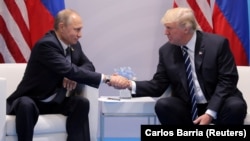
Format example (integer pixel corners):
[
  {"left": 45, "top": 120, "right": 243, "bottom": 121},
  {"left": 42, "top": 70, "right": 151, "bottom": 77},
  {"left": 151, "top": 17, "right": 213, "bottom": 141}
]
[
  {"left": 112, "top": 7, "right": 247, "bottom": 125},
  {"left": 6, "top": 9, "right": 128, "bottom": 141}
]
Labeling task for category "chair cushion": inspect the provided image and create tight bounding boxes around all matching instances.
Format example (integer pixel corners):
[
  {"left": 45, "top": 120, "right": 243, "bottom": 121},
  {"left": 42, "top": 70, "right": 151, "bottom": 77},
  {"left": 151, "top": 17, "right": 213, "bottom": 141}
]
[
  {"left": 6, "top": 114, "right": 66, "bottom": 135},
  {"left": 6, "top": 133, "right": 67, "bottom": 141},
  {"left": 244, "top": 114, "right": 250, "bottom": 124}
]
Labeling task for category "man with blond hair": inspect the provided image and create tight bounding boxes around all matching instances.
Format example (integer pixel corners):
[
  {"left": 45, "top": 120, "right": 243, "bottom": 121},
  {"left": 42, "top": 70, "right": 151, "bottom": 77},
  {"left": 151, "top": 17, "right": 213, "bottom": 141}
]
[{"left": 113, "top": 7, "right": 247, "bottom": 125}]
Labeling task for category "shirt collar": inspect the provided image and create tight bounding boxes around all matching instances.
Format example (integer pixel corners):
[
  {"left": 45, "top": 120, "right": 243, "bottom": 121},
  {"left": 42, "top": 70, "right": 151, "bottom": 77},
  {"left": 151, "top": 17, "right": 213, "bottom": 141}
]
[
  {"left": 184, "top": 31, "right": 197, "bottom": 52},
  {"left": 56, "top": 35, "right": 69, "bottom": 55},
  {"left": 59, "top": 40, "right": 69, "bottom": 51}
]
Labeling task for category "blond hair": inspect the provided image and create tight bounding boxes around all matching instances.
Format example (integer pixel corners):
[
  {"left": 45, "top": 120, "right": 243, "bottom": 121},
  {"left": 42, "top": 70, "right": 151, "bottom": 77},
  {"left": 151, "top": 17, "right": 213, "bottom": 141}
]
[{"left": 161, "top": 7, "right": 200, "bottom": 31}]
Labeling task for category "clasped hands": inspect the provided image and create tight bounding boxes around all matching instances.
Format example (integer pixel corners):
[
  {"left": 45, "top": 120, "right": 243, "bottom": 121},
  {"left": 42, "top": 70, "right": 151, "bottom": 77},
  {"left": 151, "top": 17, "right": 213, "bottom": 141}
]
[
  {"left": 62, "top": 74, "right": 131, "bottom": 91},
  {"left": 106, "top": 74, "right": 131, "bottom": 90}
]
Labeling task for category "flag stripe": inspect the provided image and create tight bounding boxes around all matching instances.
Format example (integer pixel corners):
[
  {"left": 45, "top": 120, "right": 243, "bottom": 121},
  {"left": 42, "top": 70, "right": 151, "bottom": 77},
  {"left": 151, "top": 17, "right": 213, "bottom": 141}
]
[
  {"left": 173, "top": 0, "right": 249, "bottom": 65},
  {"left": 0, "top": 35, "right": 15, "bottom": 62},
  {"left": 217, "top": 0, "right": 249, "bottom": 62},
  {"left": 0, "top": 0, "right": 64, "bottom": 63},
  {"left": 41, "top": 0, "right": 65, "bottom": 17},
  {"left": 187, "top": 0, "right": 213, "bottom": 32},
  {"left": 213, "top": 0, "right": 249, "bottom": 65},
  {"left": 25, "top": 0, "right": 61, "bottom": 46},
  {"left": 173, "top": 0, "right": 213, "bottom": 32},
  {"left": 0, "top": 0, "right": 31, "bottom": 62},
  {"left": 15, "top": 0, "right": 29, "bottom": 28},
  {"left": 195, "top": 0, "right": 213, "bottom": 30},
  {"left": 4, "top": 0, "right": 32, "bottom": 48},
  {"left": 212, "top": 10, "right": 248, "bottom": 65},
  {"left": 0, "top": 16, "right": 26, "bottom": 62}
]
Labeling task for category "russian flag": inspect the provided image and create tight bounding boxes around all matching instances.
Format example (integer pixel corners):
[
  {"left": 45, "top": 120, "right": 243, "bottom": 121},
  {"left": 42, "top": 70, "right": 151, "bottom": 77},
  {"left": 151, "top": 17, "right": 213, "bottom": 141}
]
[
  {"left": 213, "top": 0, "right": 249, "bottom": 66},
  {"left": 26, "top": 0, "right": 65, "bottom": 47}
]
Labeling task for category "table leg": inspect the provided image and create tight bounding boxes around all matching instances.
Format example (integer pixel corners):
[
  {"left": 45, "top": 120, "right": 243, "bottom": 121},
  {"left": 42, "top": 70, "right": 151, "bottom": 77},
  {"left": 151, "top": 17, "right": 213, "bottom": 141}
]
[
  {"left": 153, "top": 115, "right": 157, "bottom": 124},
  {"left": 100, "top": 113, "right": 104, "bottom": 141},
  {"left": 147, "top": 117, "right": 150, "bottom": 124}
]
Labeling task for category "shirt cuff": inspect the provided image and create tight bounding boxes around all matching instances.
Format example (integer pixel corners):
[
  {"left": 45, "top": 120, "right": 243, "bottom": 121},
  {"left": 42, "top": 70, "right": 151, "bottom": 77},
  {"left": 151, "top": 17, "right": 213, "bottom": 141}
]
[
  {"left": 205, "top": 109, "right": 217, "bottom": 119},
  {"left": 130, "top": 80, "right": 136, "bottom": 94},
  {"left": 101, "top": 74, "right": 105, "bottom": 84}
]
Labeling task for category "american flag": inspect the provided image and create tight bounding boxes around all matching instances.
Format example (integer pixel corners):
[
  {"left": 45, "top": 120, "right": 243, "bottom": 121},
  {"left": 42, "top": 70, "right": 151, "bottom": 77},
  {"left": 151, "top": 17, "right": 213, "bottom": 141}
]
[
  {"left": 173, "top": 0, "right": 249, "bottom": 65},
  {"left": 0, "top": 0, "right": 64, "bottom": 63},
  {"left": 173, "top": 0, "right": 213, "bottom": 32}
]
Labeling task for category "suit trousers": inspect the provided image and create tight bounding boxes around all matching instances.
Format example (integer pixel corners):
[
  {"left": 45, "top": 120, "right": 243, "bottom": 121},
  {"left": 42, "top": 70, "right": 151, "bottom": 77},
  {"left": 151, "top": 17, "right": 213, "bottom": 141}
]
[
  {"left": 11, "top": 95, "right": 90, "bottom": 141},
  {"left": 154, "top": 96, "right": 247, "bottom": 125}
]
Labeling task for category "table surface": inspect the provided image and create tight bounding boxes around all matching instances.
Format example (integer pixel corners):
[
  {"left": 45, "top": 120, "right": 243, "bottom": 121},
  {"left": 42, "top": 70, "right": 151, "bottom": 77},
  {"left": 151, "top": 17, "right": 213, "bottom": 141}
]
[
  {"left": 98, "top": 96, "right": 158, "bottom": 114},
  {"left": 98, "top": 96, "right": 158, "bottom": 103}
]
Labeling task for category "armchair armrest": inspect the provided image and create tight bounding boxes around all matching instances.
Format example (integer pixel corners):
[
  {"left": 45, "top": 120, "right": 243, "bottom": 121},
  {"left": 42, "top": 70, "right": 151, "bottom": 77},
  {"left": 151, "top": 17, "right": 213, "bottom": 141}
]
[
  {"left": 82, "top": 85, "right": 99, "bottom": 141},
  {"left": 0, "top": 77, "right": 6, "bottom": 141}
]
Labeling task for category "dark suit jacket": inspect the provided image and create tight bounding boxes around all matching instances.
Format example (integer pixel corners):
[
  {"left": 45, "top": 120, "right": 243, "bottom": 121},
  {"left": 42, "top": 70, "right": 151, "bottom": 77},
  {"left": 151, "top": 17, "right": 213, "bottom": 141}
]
[
  {"left": 135, "top": 30, "right": 245, "bottom": 113},
  {"left": 7, "top": 30, "right": 102, "bottom": 114}
]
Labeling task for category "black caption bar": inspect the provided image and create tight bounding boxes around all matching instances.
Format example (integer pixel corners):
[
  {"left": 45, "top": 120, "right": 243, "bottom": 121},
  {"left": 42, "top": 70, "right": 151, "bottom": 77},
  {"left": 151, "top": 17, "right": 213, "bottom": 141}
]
[{"left": 141, "top": 125, "right": 250, "bottom": 141}]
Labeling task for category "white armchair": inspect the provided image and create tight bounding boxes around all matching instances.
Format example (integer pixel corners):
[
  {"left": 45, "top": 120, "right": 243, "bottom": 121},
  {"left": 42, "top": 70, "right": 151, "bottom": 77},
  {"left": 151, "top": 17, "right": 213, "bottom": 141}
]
[{"left": 0, "top": 63, "right": 99, "bottom": 141}]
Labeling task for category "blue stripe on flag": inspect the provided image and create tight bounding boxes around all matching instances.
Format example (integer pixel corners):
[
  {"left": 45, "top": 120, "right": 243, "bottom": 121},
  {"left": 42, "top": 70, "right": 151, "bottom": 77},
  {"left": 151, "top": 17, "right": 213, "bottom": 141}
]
[
  {"left": 215, "top": 0, "right": 249, "bottom": 63},
  {"left": 41, "top": 0, "right": 65, "bottom": 17},
  {"left": 248, "top": 0, "right": 250, "bottom": 64}
]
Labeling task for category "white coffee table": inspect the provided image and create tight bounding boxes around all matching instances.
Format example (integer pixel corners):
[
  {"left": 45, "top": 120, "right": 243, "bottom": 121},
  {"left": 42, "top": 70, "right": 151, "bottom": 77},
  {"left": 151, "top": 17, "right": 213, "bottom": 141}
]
[{"left": 98, "top": 96, "right": 159, "bottom": 141}]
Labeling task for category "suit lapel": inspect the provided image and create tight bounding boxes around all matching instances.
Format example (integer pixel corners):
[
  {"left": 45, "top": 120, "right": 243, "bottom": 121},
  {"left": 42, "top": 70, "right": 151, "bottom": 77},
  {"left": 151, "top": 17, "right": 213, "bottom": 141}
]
[
  {"left": 50, "top": 30, "right": 65, "bottom": 56},
  {"left": 195, "top": 31, "right": 205, "bottom": 71},
  {"left": 175, "top": 46, "right": 189, "bottom": 94},
  {"left": 194, "top": 31, "right": 207, "bottom": 96}
]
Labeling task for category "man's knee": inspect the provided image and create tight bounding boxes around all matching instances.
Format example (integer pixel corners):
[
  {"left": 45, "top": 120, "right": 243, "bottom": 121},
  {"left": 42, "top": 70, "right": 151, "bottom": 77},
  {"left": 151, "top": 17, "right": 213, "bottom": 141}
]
[
  {"left": 72, "top": 96, "right": 90, "bottom": 111},
  {"left": 15, "top": 96, "right": 36, "bottom": 111}
]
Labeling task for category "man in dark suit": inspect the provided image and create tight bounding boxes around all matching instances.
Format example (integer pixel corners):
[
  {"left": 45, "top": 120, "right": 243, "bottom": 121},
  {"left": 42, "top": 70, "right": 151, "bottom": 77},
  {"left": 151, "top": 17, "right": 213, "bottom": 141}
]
[
  {"left": 113, "top": 7, "right": 247, "bottom": 125},
  {"left": 6, "top": 9, "right": 128, "bottom": 141}
]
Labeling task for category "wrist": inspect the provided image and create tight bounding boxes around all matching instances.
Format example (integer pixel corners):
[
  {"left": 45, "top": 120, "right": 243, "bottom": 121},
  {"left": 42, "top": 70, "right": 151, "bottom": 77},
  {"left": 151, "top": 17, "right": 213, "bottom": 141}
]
[
  {"left": 104, "top": 75, "right": 111, "bottom": 83},
  {"left": 128, "top": 80, "right": 132, "bottom": 90}
]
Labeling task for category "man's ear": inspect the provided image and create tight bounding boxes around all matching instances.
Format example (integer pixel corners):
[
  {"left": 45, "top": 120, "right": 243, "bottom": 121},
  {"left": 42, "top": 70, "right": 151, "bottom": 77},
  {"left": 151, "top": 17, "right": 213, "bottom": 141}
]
[{"left": 58, "top": 22, "right": 65, "bottom": 32}]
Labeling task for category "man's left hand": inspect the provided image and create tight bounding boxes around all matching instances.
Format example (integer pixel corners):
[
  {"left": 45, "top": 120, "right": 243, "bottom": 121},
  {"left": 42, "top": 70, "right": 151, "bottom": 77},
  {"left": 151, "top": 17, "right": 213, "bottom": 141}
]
[
  {"left": 63, "top": 77, "right": 77, "bottom": 91},
  {"left": 193, "top": 113, "right": 213, "bottom": 125}
]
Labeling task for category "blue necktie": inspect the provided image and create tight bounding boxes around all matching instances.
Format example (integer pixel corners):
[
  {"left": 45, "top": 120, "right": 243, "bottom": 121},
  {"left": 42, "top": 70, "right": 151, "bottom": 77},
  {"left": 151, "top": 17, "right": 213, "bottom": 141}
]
[{"left": 182, "top": 46, "right": 198, "bottom": 121}]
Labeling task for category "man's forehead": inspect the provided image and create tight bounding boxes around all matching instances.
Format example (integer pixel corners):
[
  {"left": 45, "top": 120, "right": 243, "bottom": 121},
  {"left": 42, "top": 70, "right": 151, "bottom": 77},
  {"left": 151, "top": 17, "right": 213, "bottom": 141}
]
[{"left": 164, "top": 22, "right": 177, "bottom": 27}]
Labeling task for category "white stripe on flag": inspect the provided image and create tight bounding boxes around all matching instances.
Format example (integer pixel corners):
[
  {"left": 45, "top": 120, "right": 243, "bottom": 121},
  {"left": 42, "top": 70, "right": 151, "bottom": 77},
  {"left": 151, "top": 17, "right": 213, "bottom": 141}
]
[
  {"left": 16, "top": 0, "right": 30, "bottom": 29},
  {"left": 0, "top": 0, "right": 31, "bottom": 62},
  {"left": 174, "top": 0, "right": 213, "bottom": 31},
  {"left": 0, "top": 35, "right": 15, "bottom": 62},
  {"left": 196, "top": 0, "right": 213, "bottom": 29}
]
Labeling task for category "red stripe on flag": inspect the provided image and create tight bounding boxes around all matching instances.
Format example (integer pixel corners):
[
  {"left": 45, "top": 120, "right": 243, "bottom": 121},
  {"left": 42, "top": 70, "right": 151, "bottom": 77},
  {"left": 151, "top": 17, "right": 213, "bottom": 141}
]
[
  {"left": 0, "top": 16, "right": 26, "bottom": 63},
  {"left": 207, "top": 0, "right": 211, "bottom": 6},
  {"left": 213, "top": 4, "right": 248, "bottom": 65},
  {"left": 4, "top": 0, "right": 32, "bottom": 48},
  {"left": 186, "top": 0, "right": 213, "bottom": 32},
  {"left": 0, "top": 53, "right": 4, "bottom": 63},
  {"left": 173, "top": 1, "right": 178, "bottom": 7},
  {"left": 173, "top": 0, "right": 212, "bottom": 32},
  {"left": 25, "top": 0, "right": 54, "bottom": 47}
]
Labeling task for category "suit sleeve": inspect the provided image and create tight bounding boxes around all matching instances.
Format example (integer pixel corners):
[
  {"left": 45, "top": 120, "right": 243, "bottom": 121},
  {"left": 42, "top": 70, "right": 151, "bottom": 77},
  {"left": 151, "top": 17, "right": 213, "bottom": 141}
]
[
  {"left": 34, "top": 40, "right": 102, "bottom": 88},
  {"left": 206, "top": 38, "right": 239, "bottom": 112}
]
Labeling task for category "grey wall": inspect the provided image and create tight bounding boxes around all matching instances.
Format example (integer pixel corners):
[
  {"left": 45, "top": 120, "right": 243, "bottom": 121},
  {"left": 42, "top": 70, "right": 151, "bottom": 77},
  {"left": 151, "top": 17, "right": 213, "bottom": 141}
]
[{"left": 65, "top": 0, "right": 173, "bottom": 138}]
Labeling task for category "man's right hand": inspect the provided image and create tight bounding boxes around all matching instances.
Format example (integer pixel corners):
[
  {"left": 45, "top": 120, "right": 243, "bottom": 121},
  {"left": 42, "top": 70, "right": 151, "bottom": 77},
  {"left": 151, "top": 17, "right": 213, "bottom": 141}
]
[{"left": 108, "top": 74, "right": 131, "bottom": 89}]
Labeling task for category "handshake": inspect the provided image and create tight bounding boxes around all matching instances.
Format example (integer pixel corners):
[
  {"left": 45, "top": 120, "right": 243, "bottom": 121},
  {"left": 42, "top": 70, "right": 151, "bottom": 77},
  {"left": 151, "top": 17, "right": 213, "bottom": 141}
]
[
  {"left": 104, "top": 67, "right": 136, "bottom": 90},
  {"left": 104, "top": 74, "right": 132, "bottom": 90}
]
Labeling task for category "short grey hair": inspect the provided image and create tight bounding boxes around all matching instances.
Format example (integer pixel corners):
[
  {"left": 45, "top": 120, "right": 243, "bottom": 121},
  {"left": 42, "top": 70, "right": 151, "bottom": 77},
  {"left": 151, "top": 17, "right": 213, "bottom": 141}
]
[{"left": 54, "top": 9, "right": 78, "bottom": 30}]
